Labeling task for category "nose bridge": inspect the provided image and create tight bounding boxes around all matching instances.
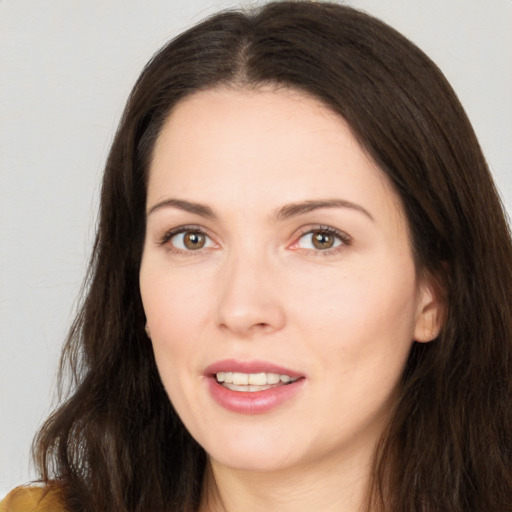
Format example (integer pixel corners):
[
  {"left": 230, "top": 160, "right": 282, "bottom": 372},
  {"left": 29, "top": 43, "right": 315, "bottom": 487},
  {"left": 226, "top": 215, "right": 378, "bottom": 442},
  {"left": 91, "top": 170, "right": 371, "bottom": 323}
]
[{"left": 215, "top": 241, "right": 285, "bottom": 337}]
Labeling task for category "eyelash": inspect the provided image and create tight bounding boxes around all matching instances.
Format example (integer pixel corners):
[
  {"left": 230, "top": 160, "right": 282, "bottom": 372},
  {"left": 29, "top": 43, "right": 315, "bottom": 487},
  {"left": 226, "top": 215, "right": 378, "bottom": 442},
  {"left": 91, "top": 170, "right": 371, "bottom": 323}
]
[
  {"left": 292, "top": 225, "right": 352, "bottom": 256},
  {"left": 157, "top": 224, "right": 351, "bottom": 256},
  {"left": 158, "top": 225, "right": 214, "bottom": 255}
]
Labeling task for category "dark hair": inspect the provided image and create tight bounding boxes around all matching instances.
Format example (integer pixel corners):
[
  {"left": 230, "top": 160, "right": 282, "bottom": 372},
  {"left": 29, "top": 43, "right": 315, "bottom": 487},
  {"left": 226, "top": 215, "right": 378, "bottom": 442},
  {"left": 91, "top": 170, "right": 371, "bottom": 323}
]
[{"left": 34, "top": 2, "right": 512, "bottom": 511}]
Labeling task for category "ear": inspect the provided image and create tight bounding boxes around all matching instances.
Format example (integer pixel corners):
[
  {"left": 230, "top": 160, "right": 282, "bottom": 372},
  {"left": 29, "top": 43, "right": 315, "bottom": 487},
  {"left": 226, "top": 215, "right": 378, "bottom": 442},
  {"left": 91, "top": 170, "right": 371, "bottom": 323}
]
[
  {"left": 413, "top": 274, "right": 445, "bottom": 343},
  {"left": 145, "top": 323, "right": 152, "bottom": 339}
]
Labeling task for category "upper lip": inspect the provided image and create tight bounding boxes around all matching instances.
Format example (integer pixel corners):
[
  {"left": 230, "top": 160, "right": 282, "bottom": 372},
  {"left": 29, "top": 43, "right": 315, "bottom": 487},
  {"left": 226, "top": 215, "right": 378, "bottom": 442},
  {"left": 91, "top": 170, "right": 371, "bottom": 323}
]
[{"left": 204, "top": 359, "right": 304, "bottom": 378}]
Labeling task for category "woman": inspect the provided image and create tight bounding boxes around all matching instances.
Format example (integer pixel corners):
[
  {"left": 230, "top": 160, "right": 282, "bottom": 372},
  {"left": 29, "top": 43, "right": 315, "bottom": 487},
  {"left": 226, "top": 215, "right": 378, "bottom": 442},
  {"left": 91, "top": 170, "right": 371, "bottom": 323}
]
[{"left": 2, "top": 1, "right": 511, "bottom": 511}]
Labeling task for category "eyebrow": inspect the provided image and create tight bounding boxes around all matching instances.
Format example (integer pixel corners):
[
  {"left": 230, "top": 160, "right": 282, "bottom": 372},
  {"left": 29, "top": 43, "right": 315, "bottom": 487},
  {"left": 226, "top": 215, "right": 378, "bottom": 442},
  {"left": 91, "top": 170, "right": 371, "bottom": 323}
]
[
  {"left": 275, "top": 199, "right": 375, "bottom": 222},
  {"left": 147, "top": 198, "right": 215, "bottom": 217},
  {"left": 147, "top": 197, "right": 374, "bottom": 222}
]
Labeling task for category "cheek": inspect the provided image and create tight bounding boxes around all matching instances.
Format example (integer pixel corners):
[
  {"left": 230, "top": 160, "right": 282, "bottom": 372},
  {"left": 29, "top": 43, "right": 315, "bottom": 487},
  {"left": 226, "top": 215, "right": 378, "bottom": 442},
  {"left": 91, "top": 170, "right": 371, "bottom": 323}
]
[
  {"left": 140, "top": 269, "right": 208, "bottom": 422},
  {"left": 291, "top": 260, "right": 419, "bottom": 362},
  {"left": 139, "top": 260, "right": 211, "bottom": 384},
  {"left": 141, "top": 258, "right": 208, "bottom": 332}
]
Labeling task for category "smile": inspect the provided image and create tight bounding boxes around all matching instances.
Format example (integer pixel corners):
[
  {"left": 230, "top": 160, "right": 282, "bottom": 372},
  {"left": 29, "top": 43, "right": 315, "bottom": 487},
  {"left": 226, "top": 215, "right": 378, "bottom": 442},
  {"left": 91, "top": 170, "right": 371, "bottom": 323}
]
[
  {"left": 216, "top": 371, "right": 299, "bottom": 392},
  {"left": 204, "top": 360, "right": 305, "bottom": 413}
]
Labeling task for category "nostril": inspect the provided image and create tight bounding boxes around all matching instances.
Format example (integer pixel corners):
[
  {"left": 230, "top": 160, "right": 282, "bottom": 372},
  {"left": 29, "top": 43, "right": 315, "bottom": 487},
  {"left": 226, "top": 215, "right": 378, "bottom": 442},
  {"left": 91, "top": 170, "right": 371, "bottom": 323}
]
[{"left": 253, "top": 322, "right": 274, "bottom": 332}]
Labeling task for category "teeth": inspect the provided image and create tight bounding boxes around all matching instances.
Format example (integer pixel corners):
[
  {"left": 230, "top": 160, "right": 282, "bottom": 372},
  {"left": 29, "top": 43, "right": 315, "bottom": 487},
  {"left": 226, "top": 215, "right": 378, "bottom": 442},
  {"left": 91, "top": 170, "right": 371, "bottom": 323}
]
[
  {"left": 225, "top": 384, "right": 274, "bottom": 392},
  {"left": 215, "top": 371, "right": 298, "bottom": 387},
  {"left": 248, "top": 372, "right": 267, "bottom": 385},
  {"left": 233, "top": 372, "right": 249, "bottom": 385},
  {"left": 266, "top": 373, "right": 281, "bottom": 384}
]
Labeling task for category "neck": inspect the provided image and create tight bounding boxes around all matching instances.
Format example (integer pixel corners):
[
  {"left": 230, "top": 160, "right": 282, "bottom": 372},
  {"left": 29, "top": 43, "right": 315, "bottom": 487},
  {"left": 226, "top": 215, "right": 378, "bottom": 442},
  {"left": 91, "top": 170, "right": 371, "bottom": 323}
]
[{"left": 199, "top": 444, "right": 375, "bottom": 512}]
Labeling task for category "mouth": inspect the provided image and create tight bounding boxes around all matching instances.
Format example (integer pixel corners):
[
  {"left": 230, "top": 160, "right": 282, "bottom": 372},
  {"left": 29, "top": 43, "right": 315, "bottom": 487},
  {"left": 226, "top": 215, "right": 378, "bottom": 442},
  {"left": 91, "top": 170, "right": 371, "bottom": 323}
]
[
  {"left": 204, "top": 359, "right": 305, "bottom": 413},
  {"left": 215, "top": 371, "right": 299, "bottom": 392}
]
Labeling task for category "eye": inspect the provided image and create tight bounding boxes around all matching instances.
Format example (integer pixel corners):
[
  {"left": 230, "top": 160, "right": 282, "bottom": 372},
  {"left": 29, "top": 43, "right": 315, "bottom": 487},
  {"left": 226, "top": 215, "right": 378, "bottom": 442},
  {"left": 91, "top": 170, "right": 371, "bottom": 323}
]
[
  {"left": 298, "top": 230, "right": 341, "bottom": 250},
  {"left": 161, "top": 228, "right": 216, "bottom": 252},
  {"left": 293, "top": 227, "right": 350, "bottom": 252}
]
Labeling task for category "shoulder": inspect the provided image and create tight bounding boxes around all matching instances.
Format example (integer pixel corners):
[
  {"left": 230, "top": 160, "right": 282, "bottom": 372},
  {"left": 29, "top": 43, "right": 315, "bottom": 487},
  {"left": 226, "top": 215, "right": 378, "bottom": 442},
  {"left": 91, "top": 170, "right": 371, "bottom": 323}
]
[{"left": 0, "top": 485, "right": 67, "bottom": 512}]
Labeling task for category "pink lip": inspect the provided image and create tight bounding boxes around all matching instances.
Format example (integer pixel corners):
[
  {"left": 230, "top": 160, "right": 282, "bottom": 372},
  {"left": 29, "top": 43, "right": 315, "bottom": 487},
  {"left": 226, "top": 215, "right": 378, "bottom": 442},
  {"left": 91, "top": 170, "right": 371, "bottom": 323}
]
[{"left": 204, "top": 359, "right": 305, "bottom": 415}]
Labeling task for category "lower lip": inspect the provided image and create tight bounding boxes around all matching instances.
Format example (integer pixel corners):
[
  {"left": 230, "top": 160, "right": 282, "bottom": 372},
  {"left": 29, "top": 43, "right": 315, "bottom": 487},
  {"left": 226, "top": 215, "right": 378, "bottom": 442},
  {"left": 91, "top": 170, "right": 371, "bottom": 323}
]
[{"left": 207, "top": 377, "right": 305, "bottom": 414}]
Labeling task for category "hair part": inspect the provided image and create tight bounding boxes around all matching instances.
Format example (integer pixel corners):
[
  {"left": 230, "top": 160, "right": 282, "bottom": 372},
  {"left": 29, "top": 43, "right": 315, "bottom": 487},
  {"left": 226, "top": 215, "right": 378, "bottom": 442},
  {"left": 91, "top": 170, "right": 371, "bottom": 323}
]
[{"left": 34, "top": 2, "right": 512, "bottom": 511}]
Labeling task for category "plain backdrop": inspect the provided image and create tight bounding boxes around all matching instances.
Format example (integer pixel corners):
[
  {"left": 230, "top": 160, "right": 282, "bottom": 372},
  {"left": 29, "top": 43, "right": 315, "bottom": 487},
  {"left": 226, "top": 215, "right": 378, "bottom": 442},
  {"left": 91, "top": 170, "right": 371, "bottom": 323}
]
[{"left": 1, "top": 0, "right": 511, "bottom": 496}]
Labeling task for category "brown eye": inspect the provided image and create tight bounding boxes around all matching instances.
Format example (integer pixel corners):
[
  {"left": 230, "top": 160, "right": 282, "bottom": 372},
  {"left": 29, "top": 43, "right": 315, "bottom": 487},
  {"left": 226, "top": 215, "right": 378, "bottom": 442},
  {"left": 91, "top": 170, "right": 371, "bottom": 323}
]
[
  {"left": 312, "top": 231, "right": 335, "bottom": 250},
  {"left": 296, "top": 228, "right": 345, "bottom": 252},
  {"left": 183, "top": 232, "right": 205, "bottom": 250},
  {"left": 168, "top": 230, "right": 214, "bottom": 251}
]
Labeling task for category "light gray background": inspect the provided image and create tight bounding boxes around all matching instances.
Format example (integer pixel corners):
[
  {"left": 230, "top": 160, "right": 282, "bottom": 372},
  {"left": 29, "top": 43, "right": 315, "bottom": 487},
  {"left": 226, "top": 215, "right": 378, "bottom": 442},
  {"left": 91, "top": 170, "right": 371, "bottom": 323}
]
[{"left": 1, "top": 0, "right": 511, "bottom": 496}]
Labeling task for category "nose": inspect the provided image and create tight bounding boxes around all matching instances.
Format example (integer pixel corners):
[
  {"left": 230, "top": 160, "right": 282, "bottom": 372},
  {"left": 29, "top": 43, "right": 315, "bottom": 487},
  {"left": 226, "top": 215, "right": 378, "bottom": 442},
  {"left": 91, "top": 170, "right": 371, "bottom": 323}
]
[{"left": 215, "top": 252, "right": 286, "bottom": 338}]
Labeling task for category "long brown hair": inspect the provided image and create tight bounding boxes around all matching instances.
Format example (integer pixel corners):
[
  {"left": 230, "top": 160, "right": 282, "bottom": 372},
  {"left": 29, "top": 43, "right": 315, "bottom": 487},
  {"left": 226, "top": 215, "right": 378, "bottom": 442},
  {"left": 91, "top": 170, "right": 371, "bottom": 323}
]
[{"left": 34, "top": 2, "right": 512, "bottom": 511}]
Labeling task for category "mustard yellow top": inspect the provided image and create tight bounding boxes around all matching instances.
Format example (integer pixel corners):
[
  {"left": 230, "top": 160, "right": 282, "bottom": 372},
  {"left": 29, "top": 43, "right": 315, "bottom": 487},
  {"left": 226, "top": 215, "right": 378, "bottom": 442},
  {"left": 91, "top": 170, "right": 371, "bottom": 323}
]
[{"left": 0, "top": 486, "right": 67, "bottom": 512}]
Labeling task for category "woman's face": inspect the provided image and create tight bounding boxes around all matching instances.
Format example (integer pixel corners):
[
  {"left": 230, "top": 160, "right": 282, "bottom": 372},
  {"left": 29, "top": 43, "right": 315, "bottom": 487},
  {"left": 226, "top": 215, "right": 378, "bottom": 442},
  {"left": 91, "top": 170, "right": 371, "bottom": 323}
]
[{"left": 140, "top": 87, "right": 439, "bottom": 474}]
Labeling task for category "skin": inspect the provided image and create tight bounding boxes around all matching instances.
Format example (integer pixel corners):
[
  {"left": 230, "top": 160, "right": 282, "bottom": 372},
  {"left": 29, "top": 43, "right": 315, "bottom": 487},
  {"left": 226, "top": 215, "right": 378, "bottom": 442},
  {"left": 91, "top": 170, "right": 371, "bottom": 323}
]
[{"left": 139, "top": 87, "right": 441, "bottom": 512}]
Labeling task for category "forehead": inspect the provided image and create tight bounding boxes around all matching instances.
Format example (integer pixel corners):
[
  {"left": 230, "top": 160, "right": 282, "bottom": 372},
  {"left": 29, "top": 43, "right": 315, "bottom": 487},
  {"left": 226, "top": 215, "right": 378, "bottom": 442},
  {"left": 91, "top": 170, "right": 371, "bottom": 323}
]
[
  {"left": 148, "top": 86, "right": 403, "bottom": 225},
  {"left": 151, "top": 86, "right": 364, "bottom": 174}
]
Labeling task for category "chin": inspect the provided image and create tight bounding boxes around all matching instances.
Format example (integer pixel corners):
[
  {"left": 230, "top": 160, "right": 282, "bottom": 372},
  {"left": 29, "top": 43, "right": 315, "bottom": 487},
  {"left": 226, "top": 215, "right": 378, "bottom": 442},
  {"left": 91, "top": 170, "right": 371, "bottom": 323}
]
[
  {"left": 199, "top": 426, "right": 303, "bottom": 473},
  {"left": 210, "top": 448, "right": 300, "bottom": 473}
]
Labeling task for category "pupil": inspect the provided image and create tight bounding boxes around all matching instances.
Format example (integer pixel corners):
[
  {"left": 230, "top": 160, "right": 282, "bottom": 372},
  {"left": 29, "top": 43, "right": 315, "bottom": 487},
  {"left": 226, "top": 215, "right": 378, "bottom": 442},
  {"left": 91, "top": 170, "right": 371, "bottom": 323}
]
[
  {"left": 184, "top": 232, "right": 205, "bottom": 250},
  {"left": 313, "top": 231, "right": 333, "bottom": 249}
]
